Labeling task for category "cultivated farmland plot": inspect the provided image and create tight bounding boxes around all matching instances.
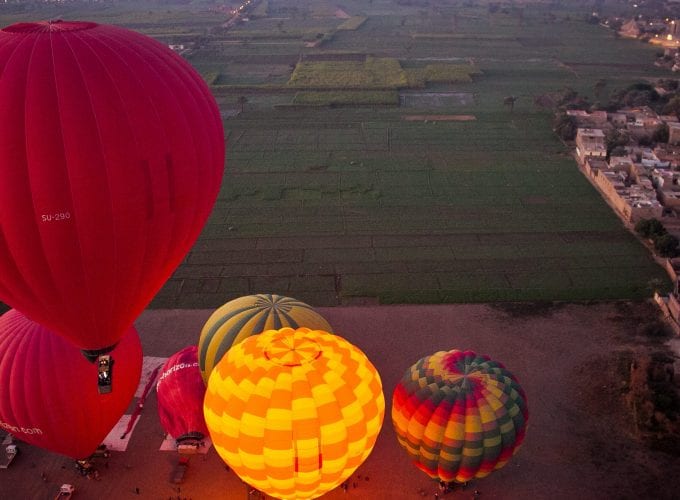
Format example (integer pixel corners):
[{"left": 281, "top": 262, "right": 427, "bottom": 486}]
[{"left": 0, "top": 0, "right": 671, "bottom": 307}]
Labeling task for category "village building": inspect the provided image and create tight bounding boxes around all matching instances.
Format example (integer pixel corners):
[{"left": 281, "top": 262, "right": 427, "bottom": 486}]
[
  {"left": 608, "top": 112, "right": 628, "bottom": 127},
  {"left": 620, "top": 19, "right": 642, "bottom": 38},
  {"left": 668, "top": 122, "right": 680, "bottom": 145},
  {"left": 591, "top": 168, "right": 663, "bottom": 221},
  {"left": 650, "top": 167, "right": 676, "bottom": 188},
  {"left": 640, "top": 148, "right": 671, "bottom": 168},
  {"left": 567, "top": 109, "right": 608, "bottom": 128},
  {"left": 575, "top": 128, "right": 606, "bottom": 163},
  {"left": 659, "top": 184, "right": 680, "bottom": 208},
  {"left": 655, "top": 85, "right": 672, "bottom": 97},
  {"left": 621, "top": 106, "right": 664, "bottom": 130},
  {"left": 574, "top": 112, "right": 680, "bottom": 222},
  {"left": 670, "top": 19, "right": 680, "bottom": 37},
  {"left": 583, "top": 158, "right": 608, "bottom": 177},
  {"left": 585, "top": 154, "right": 663, "bottom": 221},
  {"left": 609, "top": 154, "right": 635, "bottom": 172},
  {"left": 654, "top": 144, "right": 680, "bottom": 168},
  {"left": 666, "top": 280, "right": 680, "bottom": 325}
]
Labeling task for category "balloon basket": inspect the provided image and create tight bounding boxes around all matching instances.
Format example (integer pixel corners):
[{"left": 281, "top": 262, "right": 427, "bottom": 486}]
[{"left": 97, "top": 355, "right": 113, "bottom": 394}]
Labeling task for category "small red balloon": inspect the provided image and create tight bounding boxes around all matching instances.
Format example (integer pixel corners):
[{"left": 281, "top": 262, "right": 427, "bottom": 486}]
[
  {"left": 0, "top": 309, "right": 142, "bottom": 459},
  {"left": 156, "top": 346, "right": 208, "bottom": 441}
]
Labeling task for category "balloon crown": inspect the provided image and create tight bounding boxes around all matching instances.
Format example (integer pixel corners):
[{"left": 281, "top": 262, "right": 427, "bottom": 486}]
[
  {"left": 2, "top": 20, "right": 98, "bottom": 34},
  {"left": 263, "top": 330, "right": 323, "bottom": 367}
]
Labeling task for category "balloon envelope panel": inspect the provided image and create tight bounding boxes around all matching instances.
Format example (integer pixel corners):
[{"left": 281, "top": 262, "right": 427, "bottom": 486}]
[
  {"left": 391, "top": 349, "right": 528, "bottom": 483},
  {"left": 198, "top": 294, "right": 332, "bottom": 383},
  {"left": 0, "top": 21, "right": 225, "bottom": 350},
  {"left": 0, "top": 309, "right": 142, "bottom": 459},
  {"left": 204, "top": 327, "right": 384, "bottom": 500},
  {"left": 156, "top": 345, "right": 208, "bottom": 440}
]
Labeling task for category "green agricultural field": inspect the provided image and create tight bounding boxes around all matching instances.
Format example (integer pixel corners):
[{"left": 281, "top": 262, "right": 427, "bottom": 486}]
[
  {"left": 337, "top": 16, "right": 367, "bottom": 31},
  {"left": 288, "top": 57, "right": 409, "bottom": 89},
  {"left": 287, "top": 58, "right": 480, "bottom": 90},
  {"left": 0, "top": 0, "right": 672, "bottom": 308},
  {"left": 405, "top": 63, "right": 481, "bottom": 87},
  {"left": 292, "top": 91, "right": 400, "bottom": 106}
]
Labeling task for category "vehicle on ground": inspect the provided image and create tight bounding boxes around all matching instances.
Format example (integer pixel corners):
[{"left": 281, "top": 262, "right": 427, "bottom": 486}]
[
  {"left": 54, "top": 484, "right": 74, "bottom": 499},
  {"left": 0, "top": 444, "right": 18, "bottom": 469}
]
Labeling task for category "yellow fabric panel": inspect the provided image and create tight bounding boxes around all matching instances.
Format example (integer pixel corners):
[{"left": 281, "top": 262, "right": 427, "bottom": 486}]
[
  {"left": 508, "top": 404, "right": 521, "bottom": 418},
  {"left": 238, "top": 449, "right": 266, "bottom": 470},
  {"left": 439, "top": 449, "right": 462, "bottom": 462},
  {"left": 346, "top": 436, "right": 369, "bottom": 458},
  {"left": 264, "top": 409, "right": 293, "bottom": 431},
  {"left": 320, "top": 456, "right": 348, "bottom": 474},
  {"left": 462, "top": 445, "right": 484, "bottom": 457},
  {"left": 485, "top": 386, "right": 507, "bottom": 411},
  {"left": 216, "top": 413, "right": 242, "bottom": 438},
  {"left": 464, "top": 412, "right": 483, "bottom": 434},
  {"left": 483, "top": 434, "right": 503, "bottom": 447},
  {"left": 340, "top": 399, "right": 364, "bottom": 428},
  {"left": 267, "top": 476, "right": 295, "bottom": 493},
  {"left": 291, "top": 393, "right": 316, "bottom": 414},
  {"left": 319, "top": 417, "right": 348, "bottom": 440},
  {"left": 406, "top": 415, "right": 427, "bottom": 441},
  {"left": 310, "top": 383, "right": 337, "bottom": 406},
  {"left": 499, "top": 419, "right": 515, "bottom": 434},
  {"left": 478, "top": 401, "right": 496, "bottom": 424},
  {"left": 215, "top": 445, "right": 242, "bottom": 468},
  {"left": 365, "top": 412, "right": 384, "bottom": 435}
]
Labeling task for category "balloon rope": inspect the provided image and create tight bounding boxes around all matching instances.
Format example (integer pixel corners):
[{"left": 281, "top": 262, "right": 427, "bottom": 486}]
[{"left": 120, "top": 364, "right": 162, "bottom": 439}]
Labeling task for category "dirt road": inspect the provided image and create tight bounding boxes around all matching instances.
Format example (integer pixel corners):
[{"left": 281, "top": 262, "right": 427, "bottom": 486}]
[{"left": 2, "top": 302, "right": 678, "bottom": 499}]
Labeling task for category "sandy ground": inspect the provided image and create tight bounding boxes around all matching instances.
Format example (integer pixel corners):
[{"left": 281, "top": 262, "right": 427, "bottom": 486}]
[{"left": 3, "top": 302, "right": 679, "bottom": 500}]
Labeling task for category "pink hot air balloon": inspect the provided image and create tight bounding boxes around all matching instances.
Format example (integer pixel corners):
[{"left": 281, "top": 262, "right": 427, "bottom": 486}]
[
  {"left": 156, "top": 346, "right": 208, "bottom": 444},
  {"left": 0, "top": 309, "right": 142, "bottom": 459},
  {"left": 0, "top": 21, "right": 225, "bottom": 355}
]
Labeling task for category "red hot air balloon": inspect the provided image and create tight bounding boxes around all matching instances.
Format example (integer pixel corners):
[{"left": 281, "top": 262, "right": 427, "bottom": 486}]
[
  {"left": 0, "top": 309, "right": 142, "bottom": 459},
  {"left": 156, "top": 346, "right": 208, "bottom": 445},
  {"left": 0, "top": 21, "right": 225, "bottom": 354}
]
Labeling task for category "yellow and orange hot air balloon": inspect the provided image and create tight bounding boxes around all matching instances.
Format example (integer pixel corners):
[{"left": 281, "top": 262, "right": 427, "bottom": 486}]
[{"left": 203, "top": 327, "right": 384, "bottom": 500}]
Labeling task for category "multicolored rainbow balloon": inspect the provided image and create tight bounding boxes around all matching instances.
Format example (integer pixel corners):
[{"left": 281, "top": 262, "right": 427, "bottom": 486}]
[{"left": 392, "top": 349, "right": 528, "bottom": 484}]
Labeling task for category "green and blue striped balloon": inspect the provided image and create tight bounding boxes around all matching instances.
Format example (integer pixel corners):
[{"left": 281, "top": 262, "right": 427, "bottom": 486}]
[{"left": 197, "top": 294, "right": 332, "bottom": 383}]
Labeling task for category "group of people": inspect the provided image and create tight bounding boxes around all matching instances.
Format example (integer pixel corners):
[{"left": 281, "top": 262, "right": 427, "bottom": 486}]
[
  {"left": 433, "top": 480, "right": 481, "bottom": 499},
  {"left": 75, "top": 459, "right": 100, "bottom": 481}
]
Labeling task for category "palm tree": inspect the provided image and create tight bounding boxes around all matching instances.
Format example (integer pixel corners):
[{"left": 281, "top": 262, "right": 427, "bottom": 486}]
[
  {"left": 237, "top": 95, "right": 248, "bottom": 114},
  {"left": 594, "top": 79, "right": 607, "bottom": 100},
  {"left": 503, "top": 95, "right": 518, "bottom": 113}
]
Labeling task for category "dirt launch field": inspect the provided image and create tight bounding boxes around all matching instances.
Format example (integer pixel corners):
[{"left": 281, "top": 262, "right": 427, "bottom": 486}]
[{"left": 2, "top": 302, "right": 679, "bottom": 500}]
